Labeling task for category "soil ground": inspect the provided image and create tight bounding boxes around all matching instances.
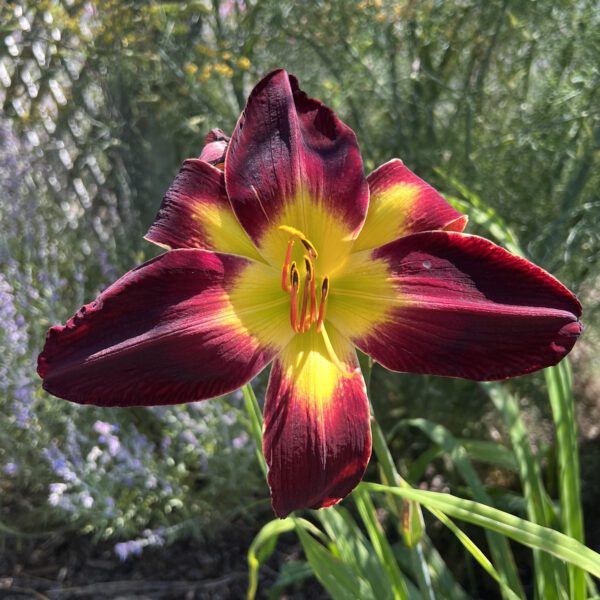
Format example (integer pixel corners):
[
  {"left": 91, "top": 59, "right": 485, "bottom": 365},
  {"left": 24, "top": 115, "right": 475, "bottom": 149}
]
[{"left": 0, "top": 522, "right": 326, "bottom": 600}]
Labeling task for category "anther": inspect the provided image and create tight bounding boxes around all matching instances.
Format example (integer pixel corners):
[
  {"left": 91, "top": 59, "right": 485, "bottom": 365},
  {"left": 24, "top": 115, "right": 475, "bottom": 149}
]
[
  {"left": 299, "top": 237, "right": 318, "bottom": 259},
  {"left": 290, "top": 261, "right": 298, "bottom": 286},
  {"left": 290, "top": 263, "right": 299, "bottom": 332},
  {"left": 316, "top": 276, "right": 329, "bottom": 333}
]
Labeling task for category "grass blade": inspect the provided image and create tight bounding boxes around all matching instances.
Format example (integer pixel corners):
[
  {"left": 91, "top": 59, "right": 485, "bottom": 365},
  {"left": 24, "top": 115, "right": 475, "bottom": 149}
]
[
  {"left": 371, "top": 416, "right": 436, "bottom": 600},
  {"left": 483, "top": 382, "right": 565, "bottom": 599},
  {"left": 426, "top": 506, "right": 521, "bottom": 600},
  {"left": 405, "top": 418, "right": 525, "bottom": 599},
  {"left": 241, "top": 383, "right": 267, "bottom": 477},
  {"left": 361, "top": 483, "right": 600, "bottom": 580},
  {"left": 354, "top": 487, "right": 411, "bottom": 600},
  {"left": 247, "top": 518, "right": 296, "bottom": 600},
  {"left": 296, "top": 525, "right": 377, "bottom": 600},
  {"left": 246, "top": 516, "right": 326, "bottom": 599},
  {"left": 545, "top": 361, "right": 586, "bottom": 599},
  {"left": 318, "top": 507, "right": 396, "bottom": 600}
]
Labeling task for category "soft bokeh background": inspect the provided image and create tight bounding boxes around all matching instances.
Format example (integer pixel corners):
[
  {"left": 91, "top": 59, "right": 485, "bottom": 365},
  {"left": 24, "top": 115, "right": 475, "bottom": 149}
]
[{"left": 1, "top": 0, "right": 599, "bottom": 597}]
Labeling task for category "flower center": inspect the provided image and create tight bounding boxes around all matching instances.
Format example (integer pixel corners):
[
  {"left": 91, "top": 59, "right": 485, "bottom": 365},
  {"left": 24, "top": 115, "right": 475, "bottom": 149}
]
[{"left": 278, "top": 226, "right": 357, "bottom": 379}]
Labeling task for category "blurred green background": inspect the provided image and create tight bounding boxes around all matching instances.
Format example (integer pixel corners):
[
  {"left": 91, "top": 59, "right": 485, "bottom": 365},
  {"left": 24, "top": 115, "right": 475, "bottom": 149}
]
[{"left": 1, "top": 0, "right": 599, "bottom": 597}]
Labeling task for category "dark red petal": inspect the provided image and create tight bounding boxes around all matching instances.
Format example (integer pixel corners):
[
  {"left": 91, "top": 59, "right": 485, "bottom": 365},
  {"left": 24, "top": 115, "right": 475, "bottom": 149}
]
[
  {"left": 225, "top": 69, "right": 369, "bottom": 245},
  {"left": 144, "top": 160, "right": 260, "bottom": 259},
  {"left": 353, "top": 232, "right": 582, "bottom": 381},
  {"left": 38, "top": 250, "right": 278, "bottom": 406},
  {"left": 199, "top": 128, "right": 230, "bottom": 166},
  {"left": 263, "top": 328, "right": 371, "bottom": 518},
  {"left": 353, "top": 159, "right": 467, "bottom": 252}
]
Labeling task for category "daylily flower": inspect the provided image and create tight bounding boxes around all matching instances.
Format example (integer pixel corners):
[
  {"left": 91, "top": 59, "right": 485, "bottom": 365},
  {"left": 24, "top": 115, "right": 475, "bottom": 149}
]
[{"left": 38, "top": 69, "right": 582, "bottom": 518}]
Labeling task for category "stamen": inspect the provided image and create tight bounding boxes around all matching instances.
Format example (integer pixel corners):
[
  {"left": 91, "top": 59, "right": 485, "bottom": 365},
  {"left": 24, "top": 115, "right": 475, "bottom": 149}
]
[
  {"left": 290, "top": 263, "right": 299, "bottom": 332},
  {"left": 316, "top": 276, "right": 329, "bottom": 333},
  {"left": 299, "top": 256, "right": 312, "bottom": 332},
  {"left": 320, "top": 323, "right": 357, "bottom": 379},
  {"left": 279, "top": 226, "right": 321, "bottom": 334},
  {"left": 281, "top": 239, "right": 295, "bottom": 292}
]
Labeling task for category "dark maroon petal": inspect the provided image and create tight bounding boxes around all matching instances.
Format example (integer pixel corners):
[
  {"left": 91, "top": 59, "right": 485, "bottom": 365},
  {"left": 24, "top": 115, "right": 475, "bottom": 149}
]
[
  {"left": 353, "top": 232, "right": 582, "bottom": 381},
  {"left": 144, "top": 160, "right": 261, "bottom": 259},
  {"left": 38, "top": 250, "right": 278, "bottom": 406},
  {"left": 263, "top": 328, "right": 371, "bottom": 518},
  {"left": 199, "top": 128, "right": 230, "bottom": 166},
  {"left": 225, "top": 69, "right": 369, "bottom": 245}
]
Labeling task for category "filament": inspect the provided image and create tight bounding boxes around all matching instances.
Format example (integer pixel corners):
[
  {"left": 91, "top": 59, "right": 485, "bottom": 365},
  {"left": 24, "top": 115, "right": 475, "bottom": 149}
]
[
  {"left": 299, "top": 257, "right": 312, "bottom": 332},
  {"left": 281, "top": 239, "right": 295, "bottom": 292}
]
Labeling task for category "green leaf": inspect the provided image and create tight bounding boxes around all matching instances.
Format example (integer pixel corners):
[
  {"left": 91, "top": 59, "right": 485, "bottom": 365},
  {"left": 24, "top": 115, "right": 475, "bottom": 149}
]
[
  {"left": 247, "top": 518, "right": 295, "bottom": 600},
  {"left": 354, "top": 488, "right": 411, "bottom": 600},
  {"left": 545, "top": 361, "right": 586, "bottom": 599},
  {"left": 459, "top": 439, "right": 518, "bottom": 472},
  {"left": 426, "top": 506, "right": 521, "bottom": 600},
  {"left": 361, "top": 483, "right": 600, "bottom": 580},
  {"left": 402, "top": 499, "right": 426, "bottom": 550},
  {"left": 241, "top": 383, "right": 267, "bottom": 477},
  {"left": 247, "top": 516, "right": 325, "bottom": 600},
  {"left": 269, "top": 560, "right": 313, "bottom": 599},
  {"left": 318, "top": 506, "right": 395, "bottom": 600},
  {"left": 296, "top": 525, "right": 376, "bottom": 600},
  {"left": 394, "top": 541, "right": 471, "bottom": 600},
  {"left": 405, "top": 418, "right": 525, "bottom": 599},
  {"left": 483, "top": 382, "right": 565, "bottom": 599}
]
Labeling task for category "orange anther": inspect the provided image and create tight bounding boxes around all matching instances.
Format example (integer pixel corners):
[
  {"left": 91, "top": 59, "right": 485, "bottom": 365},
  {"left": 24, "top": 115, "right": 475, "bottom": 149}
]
[{"left": 290, "top": 263, "right": 299, "bottom": 332}]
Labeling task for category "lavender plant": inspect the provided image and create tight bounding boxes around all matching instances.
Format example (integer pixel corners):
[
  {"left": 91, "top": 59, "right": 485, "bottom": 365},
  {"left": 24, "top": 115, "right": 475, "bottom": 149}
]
[{"left": 0, "top": 120, "right": 262, "bottom": 556}]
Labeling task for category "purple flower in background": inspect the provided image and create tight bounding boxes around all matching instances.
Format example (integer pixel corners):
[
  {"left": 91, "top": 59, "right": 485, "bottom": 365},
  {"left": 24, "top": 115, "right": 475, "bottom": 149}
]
[
  {"left": 43, "top": 446, "right": 78, "bottom": 482},
  {"left": 93, "top": 420, "right": 121, "bottom": 456},
  {"left": 221, "top": 411, "right": 236, "bottom": 426},
  {"left": 48, "top": 482, "right": 68, "bottom": 506},
  {"left": 3, "top": 462, "right": 19, "bottom": 476},
  {"left": 115, "top": 540, "right": 143, "bottom": 561},
  {"left": 93, "top": 420, "right": 114, "bottom": 436},
  {"left": 232, "top": 431, "right": 249, "bottom": 449},
  {"left": 115, "top": 530, "right": 164, "bottom": 561}
]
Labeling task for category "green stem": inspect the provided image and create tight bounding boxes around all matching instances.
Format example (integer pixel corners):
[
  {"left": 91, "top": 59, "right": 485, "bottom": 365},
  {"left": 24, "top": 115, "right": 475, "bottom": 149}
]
[
  {"left": 364, "top": 359, "right": 435, "bottom": 600},
  {"left": 545, "top": 361, "right": 586, "bottom": 599},
  {"left": 242, "top": 383, "right": 267, "bottom": 478}
]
